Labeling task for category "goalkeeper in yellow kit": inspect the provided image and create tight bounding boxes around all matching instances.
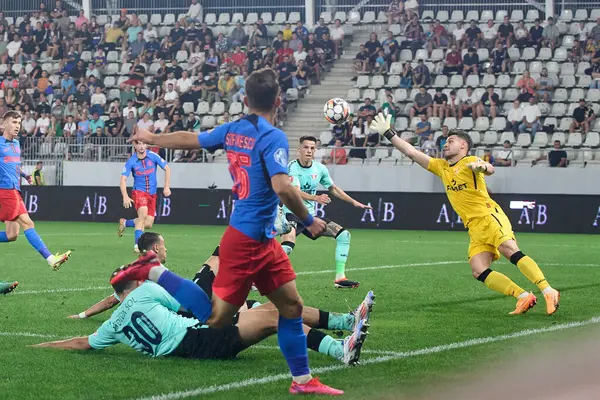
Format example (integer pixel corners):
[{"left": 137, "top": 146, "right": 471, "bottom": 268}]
[{"left": 370, "top": 113, "right": 560, "bottom": 315}]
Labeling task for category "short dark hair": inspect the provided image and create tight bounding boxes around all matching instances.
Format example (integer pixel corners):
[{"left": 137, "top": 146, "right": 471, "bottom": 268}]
[
  {"left": 137, "top": 232, "right": 162, "bottom": 253},
  {"left": 3, "top": 110, "right": 22, "bottom": 120},
  {"left": 110, "top": 270, "right": 139, "bottom": 295},
  {"left": 245, "top": 68, "right": 280, "bottom": 113},
  {"left": 448, "top": 131, "right": 473, "bottom": 151},
  {"left": 299, "top": 135, "right": 317, "bottom": 144}
]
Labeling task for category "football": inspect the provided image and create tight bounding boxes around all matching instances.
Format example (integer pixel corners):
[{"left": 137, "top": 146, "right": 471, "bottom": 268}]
[{"left": 323, "top": 98, "right": 350, "bottom": 125}]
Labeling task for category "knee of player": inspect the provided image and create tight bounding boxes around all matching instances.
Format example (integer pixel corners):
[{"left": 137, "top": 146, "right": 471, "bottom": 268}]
[
  {"left": 6, "top": 232, "right": 18, "bottom": 242},
  {"left": 335, "top": 229, "right": 351, "bottom": 243},
  {"left": 144, "top": 220, "right": 154, "bottom": 229}
]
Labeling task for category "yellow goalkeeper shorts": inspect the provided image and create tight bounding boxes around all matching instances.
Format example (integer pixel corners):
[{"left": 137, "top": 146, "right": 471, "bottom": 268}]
[{"left": 467, "top": 211, "right": 515, "bottom": 261}]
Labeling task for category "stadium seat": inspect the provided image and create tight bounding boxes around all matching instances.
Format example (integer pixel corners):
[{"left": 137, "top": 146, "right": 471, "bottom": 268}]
[
  {"left": 394, "top": 117, "right": 408, "bottom": 131},
  {"left": 475, "top": 117, "right": 490, "bottom": 131},
  {"left": 231, "top": 13, "right": 244, "bottom": 24},
  {"left": 586, "top": 89, "right": 600, "bottom": 103},
  {"left": 355, "top": 76, "right": 370, "bottom": 88},
  {"left": 550, "top": 103, "right": 567, "bottom": 116},
  {"left": 444, "top": 117, "right": 458, "bottom": 130},
  {"left": 433, "top": 75, "right": 448, "bottom": 88},
  {"left": 399, "top": 49, "right": 413, "bottom": 61},
  {"left": 459, "top": 118, "right": 474, "bottom": 131},
  {"left": 543, "top": 117, "right": 558, "bottom": 129},
  {"left": 510, "top": 9, "right": 524, "bottom": 22},
  {"left": 175, "top": 50, "right": 188, "bottom": 62},
  {"left": 108, "top": 89, "right": 121, "bottom": 100},
  {"left": 260, "top": 12, "right": 272, "bottom": 24},
  {"left": 430, "top": 117, "right": 442, "bottom": 131},
  {"left": 492, "top": 117, "right": 507, "bottom": 132},
  {"left": 562, "top": 75, "right": 576, "bottom": 87},
  {"left": 516, "top": 133, "right": 532, "bottom": 147},
  {"left": 537, "top": 48, "right": 552, "bottom": 61},
  {"left": 584, "top": 132, "right": 600, "bottom": 147},
  {"left": 362, "top": 89, "right": 376, "bottom": 101},
  {"left": 421, "top": 10, "right": 435, "bottom": 20},
  {"left": 552, "top": 132, "right": 567, "bottom": 145},
  {"left": 481, "top": 10, "right": 494, "bottom": 21},
  {"left": 495, "top": 10, "right": 508, "bottom": 22},
  {"left": 559, "top": 9, "right": 573, "bottom": 21},
  {"left": 320, "top": 11, "right": 332, "bottom": 24},
  {"left": 465, "top": 10, "right": 479, "bottom": 22},
  {"left": 81, "top": 51, "right": 92, "bottom": 62},
  {"left": 274, "top": 12, "right": 287, "bottom": 24},
  {"left": 182, "top": 102, "right": 195, "bottom": 114},
  {"left": 319, "top": 130, "right": 332, "bottom": 144},
  {"left": 105, "top": 63, "right": 119, "bottom": 75},
  {"left": 532, "top": 132, "right": 549, "bottom": 147},
  {"left": 522, "top": 47, "right": 536, "bottom": 61},
  {"left": 158, "top": 26, "right": 172, "bottom": 38},
  {"left": 103, "top": 77, "right": 116, "bottom": 88},
  {"left": 450, "top": 10, "right": 464, "bottom": 22},
  {"left": 163, "top": 14, "right": 176, "bottom": 25},
  {"left": 569, "top": 88, "right": 585, "bottom": 102},
  {"left": 376, "top": 11, "right": 387, "bottom": 23},
  {"left": 525, "top": 9, "right": 540, "bottom": 22},
  {"left": 369, "top": 75, "right": 385, "bottom": 89},
  {"left": 482, "top": 131, "right": 498, "bottom": 145},
  {"left": 559, "top": 117, "right": 573, "bottom": 131},
  {"left": 560, "top": 62, "right": 575, "bottom": 76},
  {"left": 286, "top": 88, "right": 299, "bottom": 102},
  {"left": 436, "top": 10, "right": 449, "bottom": 22},
  {"left": 496, "top": 74, "right": 510, "bottom": 88},
  {"left": 567, "top": 132, "right": 583, "bottom": 147},
  {"left": 362, "top": 11, "right": 375, "bottom": 24},
  {"left": 150, "top": 14, "right": 162, "bottom": 25},
  {"left": 346, "top": 88, "right": 360, "bottom": 102},
  {"left": 244, "top": 13, "right": 258, "bottom": 25},
  {"left": 333, "top": 11, "right": 347, "bottom": 23},
  {"left": 388, "top": 24, "right": 402, "bottom": 36},
  {"left": 216, "top": 13, "right": 230, "bottom": 25},
  {"left": 553, "top": 88, "right": 568, "bottom": 102},
  {"left": 415, "top": 49, "right": 428, "bottom": 61},
  {"left": 228, "top": 102, "right": 242, "bottom": 115},
  {"left": 389, "top": 62, "right": 403, "bottom": 75},
  {"left": 449, "top": 75, "right": 464, "bottom": 88},
  {"left": 394, "top": 89, "right": 408, "bottom": 102},
  {"left": 574, "top": 9, "right": 588, "bottom": 21},
  {"left": 468, "top": 131, "right": 481, "bottom": 146},
  {"left": 576, "top": 62, "right": 591, "bottom": 76},
  {"left": 201, "top": 116, "right": 216, "bottom": 128},
  {"left": 499, "top": 131, "right": 515, "bottom": 144},
  {"left": 546, "top": 61, "right": 560, "bottom": 76},
  {"left": 387, "top": 75, "right": 401, "bottom": 87},
  {"left": 529, "top": 61, "right": 543, "bottom": 74},
  {"left": 149, "top": 63, "right": 161, "bottom": 75},
  {"left": 512, "top": 61, "right": 527, "bottom": 75},
  {"left": 196, "top": 102, "right": 210, "bottom": 115},
  {"left": 480, "top": 74, "right": 494, "bottom": 87},
  {"left": 430, "top": 48, "right": 444, "bottom": 61},
  {"left": 348, "top": 11, "right": 361, "bottom": 24},
  {"left": 106, "top": 51, "right": 119, "bottom": 62},
  {"left": 288, "top": 12, "right": 301, "bottom": 23},
  {"left": 504, "top": 88, "right": 518, "bottom": 102},
  {"left": 561, "top": 35, "right": 575, "bottom": 48},
  {"left": 577, "top": 75, "right": 592, "bottom": 88}
]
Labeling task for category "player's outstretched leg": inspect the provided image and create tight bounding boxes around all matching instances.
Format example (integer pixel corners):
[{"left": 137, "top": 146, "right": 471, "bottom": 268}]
[
  {"left": 306, "top": 318, "right": 369, "bottom": 366},
  {"left": 133, "top": 207, "right": 148, "bottom": 252},
  {"left": 471, "top": 252, "right": 537, "bottom": 315},
  {"left": 0, "top": 281, "right": 18, "bottom": 295},
  {"left": 305, "top": 290, "right": 375, "bottom": 331},
  {"left": 499, "top": 241, "right": 560, "bottom": 315},
  {"left": 110, "top": 251, "right": 213, "bottom": 322},
  {"left": 117, "top": 218, "right": 136, "bottom": 237},
  {"left": 333, "top": 229, "right": 360, "bottom": 289}
]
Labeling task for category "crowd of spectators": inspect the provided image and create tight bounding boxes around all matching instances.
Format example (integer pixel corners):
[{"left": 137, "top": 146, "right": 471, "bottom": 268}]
[
  {"left": 0, "top": 0, "right": 344, "bottom": 161},
  {"left": 323, "top": 1, "right": 600, "bottom": 167}
]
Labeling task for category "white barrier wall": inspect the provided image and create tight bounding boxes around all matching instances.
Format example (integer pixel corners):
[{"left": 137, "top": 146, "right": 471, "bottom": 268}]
[{"left": 62, "top": 162, "right": 600, "bottom": 194}]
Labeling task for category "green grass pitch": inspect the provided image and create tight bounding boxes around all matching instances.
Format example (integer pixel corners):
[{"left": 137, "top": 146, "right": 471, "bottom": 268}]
[{"left": 1, "top": 222, "right": 599, "bottom": 399}]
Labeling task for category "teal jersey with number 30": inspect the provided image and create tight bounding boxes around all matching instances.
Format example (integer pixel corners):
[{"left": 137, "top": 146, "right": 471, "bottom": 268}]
[
  {"left": 88, "top": 282, "right": 199, "bottom": 357},
  {"left": 283, "top": 159, "right": 334, "bottom": 216}
]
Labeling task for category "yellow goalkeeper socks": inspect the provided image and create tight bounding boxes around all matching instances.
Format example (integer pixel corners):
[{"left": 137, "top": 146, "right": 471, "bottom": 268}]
[
  {"left": 511, "top": 251, "right": 550, "bottom": 292},
  {"left": 477, "top": 269, "right": 526, "bottom": 299}
]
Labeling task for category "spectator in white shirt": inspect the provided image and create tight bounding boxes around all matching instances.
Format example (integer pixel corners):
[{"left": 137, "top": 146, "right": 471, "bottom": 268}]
[
  {"left": 481, "top": 19, "right": 497, "bottom": 50},
  {"left": 35, "top": 113, "right": 51, "bottom": 137},
  {"left": 164, "top": 72, "right": 177, "bottom": 91},
  {"left": 181, "top": 0, "right": 203, "bottom": 28},
  {"left": 143, "top": 23, "right": 158, "bottom": 42},
  {"left": 7, "top": 34, "right": 22, "bottom": 59},
  {"left": 122, "top": 99, "right": 138, "bottom": 118},
  {"left": 63, "top": 115, "right": 77, "bottom": 137},
  {"left": 330, "top": 19, "right": 345, "bottom": 58},
  {"left": 506, "top": 100, "right": 523, "bottom": 134},
  {"left": 21, "top": 112, "right": 37, "bottom": 136},
  {"left": 176, "top": 71, "right": 193, "bottom": 93},
  {"left": 90, "top": 86, "right": 107, "bottom": 115},
  {"left": 518, "top": 96, "right": 542, "bottom": 137},
  {"left": 293, "top": 44, "right": 308, "bottom": 63},
  {"left": 452, "top": 21, "right": 466, "bottom": 48},
  {"left": 404, "top": 0, "right": 419, "bottom": 20},
  {"left": 137, "top": 112, "right": 154, "bottom": 132},
  {"left": 164, "top": 83, "right": 179, "bottom": 104},
  {"left": 154, "top": 112, "right": 169, "bottom": 133},
  {"left": 458, "top": 86, "right": 479, "bottom": 119},
  {"left": 494, "top": 140, "right": 513, "bottom": 166}
]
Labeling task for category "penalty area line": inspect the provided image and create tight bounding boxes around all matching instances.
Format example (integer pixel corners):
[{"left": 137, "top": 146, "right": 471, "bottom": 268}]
[{"left": 133, "top": 316, "right": 600, "bottom": 400}]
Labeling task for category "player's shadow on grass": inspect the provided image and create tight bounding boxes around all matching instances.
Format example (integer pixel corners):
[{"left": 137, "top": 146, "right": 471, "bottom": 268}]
[{"left": 422, "top": 282, "right": 600, "bottom": 309}]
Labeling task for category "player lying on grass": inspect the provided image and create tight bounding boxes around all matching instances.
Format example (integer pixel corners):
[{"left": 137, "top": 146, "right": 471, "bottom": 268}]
[
  {"left": 277, "top": 136, "right": 371, "bottom": 289},
  {"left": 369, "top": 113, "right": 560, "bottom": 315},
  {"left": 34, "top": 233, "right": 373, "bottom": 366},
  {"left": 118, "top": 140, "right": 171, "bottom": 252},
  {"left": 126, "top": 68, "right": 340, "bottom": 395},
  {"left": 0, "top": 111, "right": 71, "bottom": 294}
]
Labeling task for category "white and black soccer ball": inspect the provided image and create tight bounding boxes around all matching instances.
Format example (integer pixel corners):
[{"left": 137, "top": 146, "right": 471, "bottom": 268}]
[{"left": 323, "top": 98, "right": 350, "bottom": 125}]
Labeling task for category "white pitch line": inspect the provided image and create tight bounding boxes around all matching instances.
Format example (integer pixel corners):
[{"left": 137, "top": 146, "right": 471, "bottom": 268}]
[
  {"left": 0, "top": 331, "right": 59, "bottom": 338},
  {"left": 134, "top": 316, "right": 600, "bottom": 400},
  {"left": 12, "top": 286, "right": 110, "bottom": 295}
]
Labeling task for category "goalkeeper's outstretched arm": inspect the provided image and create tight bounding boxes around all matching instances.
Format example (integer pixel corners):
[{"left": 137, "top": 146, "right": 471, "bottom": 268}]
[{"left": 369, "top": 113, "right": 431, "bottom": 169}]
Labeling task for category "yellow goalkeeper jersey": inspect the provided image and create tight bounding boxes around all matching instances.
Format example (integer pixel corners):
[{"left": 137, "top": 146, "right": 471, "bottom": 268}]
[{"left": 427, "top": 155, "right": 501, "bottom": 226}]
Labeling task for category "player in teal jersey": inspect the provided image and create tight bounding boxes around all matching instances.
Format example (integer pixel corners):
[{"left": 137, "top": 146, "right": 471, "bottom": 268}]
[
  {"left": 39, "top": 233, "right": 373, "bottom": 365},
  {"left": 279, "top": 136, "right": 371, "bottom": 289}
]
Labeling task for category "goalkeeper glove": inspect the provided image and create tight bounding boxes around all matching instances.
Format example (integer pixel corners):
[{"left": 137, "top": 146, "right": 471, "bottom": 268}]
[{"left": 369, "top": 113, "right": 396, "bottom": 141}]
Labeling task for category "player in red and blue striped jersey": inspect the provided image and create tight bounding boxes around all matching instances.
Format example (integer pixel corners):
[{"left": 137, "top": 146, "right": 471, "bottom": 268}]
[
  {"left": 118, "top": 140, "right": 171, "bottom": 252},
  {"left": 114, "top": 69, "right": 343, "bottom": 395},
  {"left": 0, "top": 111, "right": 71, "bottom": 293}
]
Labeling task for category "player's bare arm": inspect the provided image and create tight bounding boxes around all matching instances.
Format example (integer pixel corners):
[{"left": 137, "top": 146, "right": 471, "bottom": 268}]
[
  {"left": 31, "top": 337, "right": 92, "bottom": 350},
  {"left": 272, "top": 173, "right": 326, "bottom": 236},
  {"left": 466, "top": 160, "right": 495, "bottom": 176},
  {"left": 294, "top": 186, "right": 331, "bottom": 205},
  {"left": 328, "top": 185, "right": 372, "bottom": 209},
  {"left": 131, "top": 127, "right": 201, "bottom": 149},
  {"left": 68, "top": 295, "right": 119, "bottom": 319},
  {"left": 20, "top": 168, "right": 32, "bottom": 185},
  {"left": 163, "top": 164, "right": 172, "bottom": 197},
  {"left": 369, "top": 113, "right": 432, "bottom": 169},
  {"left": 119, "top": 175, "right": 133, "bottom": 208}
]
